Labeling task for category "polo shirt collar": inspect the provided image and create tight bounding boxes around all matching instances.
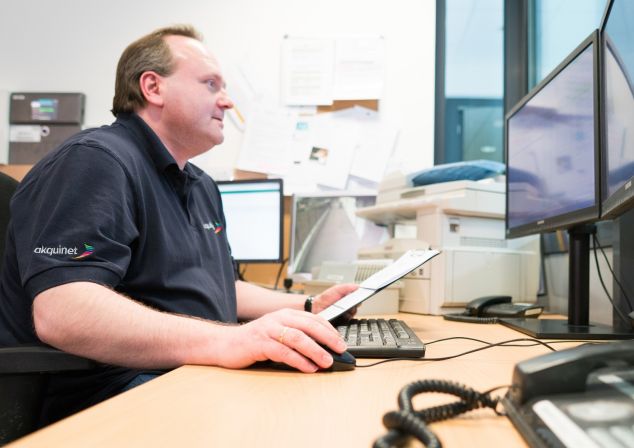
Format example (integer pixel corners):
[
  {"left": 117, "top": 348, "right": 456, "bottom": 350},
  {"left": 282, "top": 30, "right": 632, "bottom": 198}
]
[{"left": 115, "top": 113, "right": 202, "bottom": 181}]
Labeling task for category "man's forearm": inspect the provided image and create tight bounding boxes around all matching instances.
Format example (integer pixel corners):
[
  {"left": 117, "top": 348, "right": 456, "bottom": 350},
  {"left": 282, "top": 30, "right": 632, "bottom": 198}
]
[
  {"left": 33, "top": 282, "right": 235, "bottom": 369},
  {"left": 235, "top": 280, "right": 306, "bottom": 320},
  {"left": 33, "top": 280, "right": 356, "bottom": 374}
]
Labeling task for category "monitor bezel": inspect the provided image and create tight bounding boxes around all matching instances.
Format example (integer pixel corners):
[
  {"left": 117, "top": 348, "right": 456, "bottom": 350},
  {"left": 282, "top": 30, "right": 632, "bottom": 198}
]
[
  {"left": 599, "top": 7, "right": 634, "bottom": 219},
  {"left": 216, "top": 178, "right": 284, "bottom": 264},
  {"left": 599, "top": 0, "right": 615, "bottom": 34},
  {"left": 505, "top": 30, "right": 601, "bottom": 239},
  {"left": 287, "top": 190, "right": 381, "bottom": 281}
]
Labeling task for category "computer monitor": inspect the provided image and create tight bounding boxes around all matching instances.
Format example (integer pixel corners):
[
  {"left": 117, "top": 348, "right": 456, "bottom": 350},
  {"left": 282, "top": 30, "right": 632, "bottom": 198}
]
[
  {"left": 503, "top": 31, "right": 630, "bottom": 339},
  {"left": 217, "top": 179, "right": 283, "bottom": 263},
  {"left": 600, "top": 0, "right": 634, "bottom": 219},
  {"left": 288, "top": 193, "right": 389, "bottom": 282}
]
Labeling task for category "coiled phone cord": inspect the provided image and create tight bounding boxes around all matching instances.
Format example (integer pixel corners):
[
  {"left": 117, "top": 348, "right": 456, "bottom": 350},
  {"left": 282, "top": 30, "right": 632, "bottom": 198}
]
[{"left": 373, "top": 379, "right": 503, "bottom": 448}]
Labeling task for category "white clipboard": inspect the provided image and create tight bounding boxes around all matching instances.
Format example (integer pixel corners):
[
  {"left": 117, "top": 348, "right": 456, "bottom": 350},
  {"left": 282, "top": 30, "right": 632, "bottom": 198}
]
[{"left": 318, "top": 249, "right": 441, "bottom": 321}]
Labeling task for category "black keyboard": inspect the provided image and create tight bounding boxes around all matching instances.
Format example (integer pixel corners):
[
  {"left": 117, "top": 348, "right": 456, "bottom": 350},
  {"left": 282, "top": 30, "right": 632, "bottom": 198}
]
[{"left": 336, "top": 318, "right": 426, "bottom": 358}]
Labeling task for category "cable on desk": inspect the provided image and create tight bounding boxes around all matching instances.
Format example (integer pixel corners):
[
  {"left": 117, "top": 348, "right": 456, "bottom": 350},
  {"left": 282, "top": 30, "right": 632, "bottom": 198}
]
[
  {"left": 373, "top": 379, "right": 506, "bottom": 448},
  {"left": 358, "top": 337, "right": 612, "bottom": 368},
  {"left": 424, "top": 336, "right": 609, "bottom": 348},
  {"left": 356, "top": 338, "right": 558, "bottom": 368}
]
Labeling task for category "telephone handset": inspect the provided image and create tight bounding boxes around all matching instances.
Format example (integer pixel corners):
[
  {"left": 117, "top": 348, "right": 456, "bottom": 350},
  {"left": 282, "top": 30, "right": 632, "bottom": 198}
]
[
  {"left": 506, "top": 340, "right": 634, "bottom": 406},
  {"left": 444, "top": 295, "right": 544, "bottom": 324},
  {"left": 503, "top": 340, "right": 634, "bottom": 448},
  {"left": 465, "top": 295, "right": 514, "bottom": 316}
]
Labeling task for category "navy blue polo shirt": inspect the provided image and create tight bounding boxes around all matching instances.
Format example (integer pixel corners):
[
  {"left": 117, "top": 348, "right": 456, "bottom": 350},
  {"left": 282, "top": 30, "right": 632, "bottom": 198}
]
[{"left": 0, "top": 113, "right": 238, "bottom": 424}]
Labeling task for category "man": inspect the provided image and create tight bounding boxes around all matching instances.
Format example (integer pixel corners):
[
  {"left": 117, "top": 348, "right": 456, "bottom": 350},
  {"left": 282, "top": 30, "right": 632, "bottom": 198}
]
[{"left": 0, "top": 25, "right": 356, "bottom": 424}]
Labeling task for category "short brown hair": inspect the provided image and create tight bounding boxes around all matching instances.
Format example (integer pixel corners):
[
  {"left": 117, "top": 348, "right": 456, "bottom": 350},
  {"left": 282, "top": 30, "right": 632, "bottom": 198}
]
[{"left": 111, "top": 24, "right": 203, "bottom": 116}]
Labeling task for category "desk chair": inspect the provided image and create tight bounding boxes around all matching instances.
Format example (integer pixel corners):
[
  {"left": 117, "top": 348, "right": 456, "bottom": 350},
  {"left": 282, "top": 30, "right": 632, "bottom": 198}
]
[
  {"left": 0, "top": 172, "right": 18, "bottom": 261},
  {"left": 0, "top": 346, "right": 96, "bottom": 444},
  {"left": 0, "top": 171, "right": 95, "bottom": 445}
]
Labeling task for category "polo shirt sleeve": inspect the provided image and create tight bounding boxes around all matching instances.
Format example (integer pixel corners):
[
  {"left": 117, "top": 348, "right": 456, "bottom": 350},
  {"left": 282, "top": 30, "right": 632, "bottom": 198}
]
[{"left": 12, "top": 144, "right": 138, "bottom": 299}]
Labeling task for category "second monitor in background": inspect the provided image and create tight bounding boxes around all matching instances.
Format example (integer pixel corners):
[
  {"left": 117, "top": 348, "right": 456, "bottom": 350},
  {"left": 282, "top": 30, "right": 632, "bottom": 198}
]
[
  {"left": 288, "top": 192, "right": 389, "bottom": 282},
  {"left": 217, "top": 179, "right": 284, "bottom": 264},
  {"left": 504, "top": 30, "right": 630, "bottom": 339},
  {"left": 601, "top": 0, "right": 634, "bottom": 219}
]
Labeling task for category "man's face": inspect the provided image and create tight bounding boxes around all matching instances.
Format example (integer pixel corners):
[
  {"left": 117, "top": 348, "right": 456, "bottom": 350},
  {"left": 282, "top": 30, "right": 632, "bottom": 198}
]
[{"left": 159, "top": 35, "right": 233, "bottom": 158}]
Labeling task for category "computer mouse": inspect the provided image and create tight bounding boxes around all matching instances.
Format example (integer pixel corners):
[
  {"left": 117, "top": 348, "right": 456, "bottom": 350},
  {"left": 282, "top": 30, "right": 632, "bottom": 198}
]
[
  {"left": 251, "top": 346, "right": 356, "bottom": 372},
  {"left": 321, "top": 346, "right": 356, "bottom": 372}
]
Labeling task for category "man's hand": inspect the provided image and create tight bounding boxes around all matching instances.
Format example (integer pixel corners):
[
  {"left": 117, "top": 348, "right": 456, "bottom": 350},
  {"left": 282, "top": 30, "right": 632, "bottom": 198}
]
[
  {"left": 311, "top": 283, "right": 359, "bottom": 321},
  {"left": 220, "top": 308, "right": 346, "bottom": 373},
  {"left": 226, "top": 282, "right": 359, "bottom": 372}
]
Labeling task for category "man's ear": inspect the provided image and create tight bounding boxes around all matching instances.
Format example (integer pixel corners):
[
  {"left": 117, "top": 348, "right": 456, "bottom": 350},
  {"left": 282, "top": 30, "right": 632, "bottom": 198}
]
[{"left": 139, "top": 71, "right": 164, "bottom": 107}]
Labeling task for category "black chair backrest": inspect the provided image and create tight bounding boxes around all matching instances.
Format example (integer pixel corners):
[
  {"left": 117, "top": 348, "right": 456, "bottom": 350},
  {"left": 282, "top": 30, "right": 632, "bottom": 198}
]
[
  {"left": 0, "top": 346, "right": 96, "bottom": 445},
  {"left": 0, "top": 173, "right": 96, "bottom": 445},
  {"left": 0, "top": 172, "right": 18, "bottom": 263}
]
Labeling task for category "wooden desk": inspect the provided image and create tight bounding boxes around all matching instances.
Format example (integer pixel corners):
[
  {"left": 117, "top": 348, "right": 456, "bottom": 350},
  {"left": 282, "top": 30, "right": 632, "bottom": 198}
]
[{"left": 8, "top": 315, "right": 582, "bottom": 448}]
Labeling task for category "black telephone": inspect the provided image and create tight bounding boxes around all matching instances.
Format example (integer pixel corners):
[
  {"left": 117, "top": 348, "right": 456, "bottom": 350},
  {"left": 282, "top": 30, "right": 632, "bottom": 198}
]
[
  {"left": 503, "top": 340, "right": 634, "bottom": 448},
  {"left": 444, "top": 295, "right": 544, "bottom": 324}
]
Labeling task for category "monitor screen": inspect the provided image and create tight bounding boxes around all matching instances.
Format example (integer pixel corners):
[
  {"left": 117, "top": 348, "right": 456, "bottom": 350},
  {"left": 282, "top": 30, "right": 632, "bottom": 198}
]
[
  {"left": 505, "top": 33, "right": 600, "bottom": 238},
  {"left": 217, "top": 179, "right": 283, "bottom": 263},
  {"left": 498, "top": 32, "right": 631, "bottom": 339},
  {"left": 288, "top": 193, "right": 389, "bottom": 281},
  {"left": 601, "top": 0, "right": 634, "bottom": 218}
]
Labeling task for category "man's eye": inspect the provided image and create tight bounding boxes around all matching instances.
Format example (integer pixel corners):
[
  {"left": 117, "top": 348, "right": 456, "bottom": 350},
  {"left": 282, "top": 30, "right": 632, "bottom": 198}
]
[{"left": 207, "top": 80, "right": 218, "bottom": 90}]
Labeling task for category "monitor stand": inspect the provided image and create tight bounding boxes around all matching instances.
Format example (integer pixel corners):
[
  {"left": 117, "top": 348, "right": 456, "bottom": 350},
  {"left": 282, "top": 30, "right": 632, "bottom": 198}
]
[
  {"left": 500, "top": 224, "right": 634, "bottom": 340},
  {"left": 500, "top": 318, "right": 633, "bottom": 339}
]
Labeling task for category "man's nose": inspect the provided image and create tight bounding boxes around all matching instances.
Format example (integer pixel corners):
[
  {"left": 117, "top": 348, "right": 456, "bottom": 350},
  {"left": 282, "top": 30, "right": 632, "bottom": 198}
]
[{"left": 219, "top": 90, "right": 234, "bottom": 109}]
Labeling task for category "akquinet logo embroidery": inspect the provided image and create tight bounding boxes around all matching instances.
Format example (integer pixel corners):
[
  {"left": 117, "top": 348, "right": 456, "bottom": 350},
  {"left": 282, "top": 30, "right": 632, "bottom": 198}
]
[
  {"left": 33, "top": 243, "right": 94, "bottom": 259},
  {"left": 202, "top": 221, "right": 223, "bottom": 234}
]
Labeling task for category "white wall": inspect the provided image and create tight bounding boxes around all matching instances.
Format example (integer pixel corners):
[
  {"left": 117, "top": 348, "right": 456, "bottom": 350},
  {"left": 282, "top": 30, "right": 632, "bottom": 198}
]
[{"left": 0, "top": 0, "right": 436, "bottom": 176}]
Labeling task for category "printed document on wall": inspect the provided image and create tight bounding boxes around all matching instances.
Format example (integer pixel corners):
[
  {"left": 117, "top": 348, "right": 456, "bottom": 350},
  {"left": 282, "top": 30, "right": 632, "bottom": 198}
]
[
  {"left": 346, "top": 107, "right": 399, "bottom": 183},
  {"left": 281, "top": 37, "right": 335, "bottom": 106},
  {"left": 333, "top": 37, "right": 386, "bottom": 100},
  {"left": 236, "top": 101, "right": 295, "bottom": 175},
  {"left": 284, "top": 111, "right": 360, "bottom": 190}
]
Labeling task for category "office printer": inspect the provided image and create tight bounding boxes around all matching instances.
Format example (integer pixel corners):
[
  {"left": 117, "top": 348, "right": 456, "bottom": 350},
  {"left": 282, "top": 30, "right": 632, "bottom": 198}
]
[{"left": 356, "top": 173, "right": 540, "bottom": 315}]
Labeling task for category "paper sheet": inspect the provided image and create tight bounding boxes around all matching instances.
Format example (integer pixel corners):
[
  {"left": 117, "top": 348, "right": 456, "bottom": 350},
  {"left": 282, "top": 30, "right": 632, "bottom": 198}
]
[
  {"left": 333, "top": 37, "right": 386, "bottom": 100},
  {"left": 359, "top": 249, "right": 440, "bottom": 290},
  {"left": 235, "top": 101, "right": 296, "bottom": 175},
  {"left": 281, "top": 35, "right": 386, "bottom": 105},
  {"left": 319, "top": 249, "right": 441, "bottom": 321},
  {"left": 336, "top": 106, "right": 399, "bottom": 183},
  {"left": 281, "top": 37, "right": 334, "bottom": 106},
  {"left": 283, "top": 110, "right": 360, "bottom": 190}
]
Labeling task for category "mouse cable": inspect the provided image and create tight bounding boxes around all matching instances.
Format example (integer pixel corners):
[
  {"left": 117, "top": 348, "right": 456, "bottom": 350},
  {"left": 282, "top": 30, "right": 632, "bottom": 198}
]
[
  {"left": 357, "top": 338, "right": 616, "bottom": 368},
  {"left": 356, "top": 337, "right": 557, "bottom": 368},
  {"left": 592, "top": 234, "right": 633, "bottom": 325},
  {"left": 424, "top": 335, "right": 610, "bottom": 347},
  {"left": 373, "top": 380, "right": 509, "bottom": 448}
]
